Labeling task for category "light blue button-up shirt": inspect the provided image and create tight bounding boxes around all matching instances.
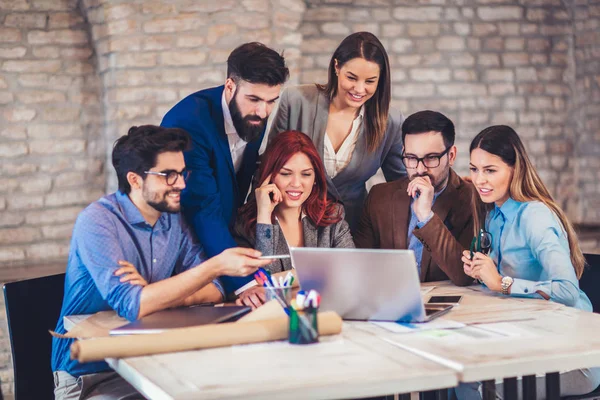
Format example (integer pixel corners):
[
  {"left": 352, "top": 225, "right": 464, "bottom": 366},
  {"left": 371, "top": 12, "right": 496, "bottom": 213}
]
[
  {"left": 487, "top": 197, "right": 591, "bottom": 311},
  {"left": 52, "top": 191, "right": 222, "bottom": 377}
]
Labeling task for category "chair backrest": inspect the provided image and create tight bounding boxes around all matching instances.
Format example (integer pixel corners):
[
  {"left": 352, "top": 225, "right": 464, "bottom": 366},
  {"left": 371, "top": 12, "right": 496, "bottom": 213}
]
[
  {"left": 580, "top": 254, "right": 600, "bottom": 313},
  {"left": 3, "top": 273, "right": 65, "bottom": 400}
]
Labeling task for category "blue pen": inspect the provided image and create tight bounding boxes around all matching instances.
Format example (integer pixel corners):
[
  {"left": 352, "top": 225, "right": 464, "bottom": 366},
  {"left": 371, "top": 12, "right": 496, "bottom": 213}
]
[{"left": 283, "top": 271, "right": 293, "bottom": 287}]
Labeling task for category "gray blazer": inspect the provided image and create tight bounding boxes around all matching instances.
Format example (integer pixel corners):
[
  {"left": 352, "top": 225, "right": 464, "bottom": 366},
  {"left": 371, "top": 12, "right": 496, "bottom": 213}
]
[
  {"left": 232, "top": 210, "right": 355, "bottom": 274},
  {"left": 268, "top": 84, "right": 406, "bottom": 231}
]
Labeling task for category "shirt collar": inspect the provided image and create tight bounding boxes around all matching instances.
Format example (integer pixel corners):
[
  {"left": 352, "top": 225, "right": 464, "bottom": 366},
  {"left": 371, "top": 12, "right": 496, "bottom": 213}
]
[
  {"left": 221, "top": 91, "right": 238, "bottom": 136},
  {"left": 492, "top": 197, "right": 522, "bottom": 223},
  {"left": 116, "top": 191, "right": 171, "bottom": 230},
  {"left": 116, "top": 191, "right": 147, "bottom": 225},
  {"left": 434, "top": 183, "right": 447, "bottom": 200},
  {"left": 274, "top": 213, "right": 308, "bottom": 222},
  {"left": 356, "top": 106, "right": 365, "bottom": 121}
]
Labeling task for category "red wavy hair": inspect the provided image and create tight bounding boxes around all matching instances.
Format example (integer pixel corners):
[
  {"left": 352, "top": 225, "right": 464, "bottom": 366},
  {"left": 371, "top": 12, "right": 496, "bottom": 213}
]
[{"left": 238, "top": 130, "right": 342, "bottom": 236}]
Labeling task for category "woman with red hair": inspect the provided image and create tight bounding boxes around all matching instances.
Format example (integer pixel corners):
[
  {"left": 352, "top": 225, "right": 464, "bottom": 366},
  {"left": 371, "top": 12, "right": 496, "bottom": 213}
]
[{"left": 234, "top": 131, "right": 355, "bottom": 306}]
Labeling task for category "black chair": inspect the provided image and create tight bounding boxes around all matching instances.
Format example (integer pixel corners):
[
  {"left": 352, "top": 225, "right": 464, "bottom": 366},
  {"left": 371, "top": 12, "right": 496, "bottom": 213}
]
[
  {"left": 561, "top": 254, "right": 600, "bottom": 399},
  {"left": 3, "top": 273, "right": 65, "bottom": 400},
  {"left": 580, "top": 253, "right": 600, "bottom": 313}
]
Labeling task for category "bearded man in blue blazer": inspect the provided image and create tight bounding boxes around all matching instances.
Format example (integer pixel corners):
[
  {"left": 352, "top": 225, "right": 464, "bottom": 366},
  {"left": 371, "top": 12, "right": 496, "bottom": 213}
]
[{"left": 161, "top": 43, "right": 289, "bottom": 296}]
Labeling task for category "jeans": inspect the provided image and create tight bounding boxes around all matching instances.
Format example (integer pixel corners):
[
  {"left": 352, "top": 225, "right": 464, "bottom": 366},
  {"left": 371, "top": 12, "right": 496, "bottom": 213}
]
[{"left": 53, "top": 370, "right": 143, "bottom": 400}]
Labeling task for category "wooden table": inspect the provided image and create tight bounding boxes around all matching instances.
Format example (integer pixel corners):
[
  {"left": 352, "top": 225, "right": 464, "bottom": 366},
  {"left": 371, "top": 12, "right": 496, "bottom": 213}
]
[
  {"left": 66, "top": 282, "right": 600, "bottom": 399},
  {"left": 104, "top": 323, "right": 457, "bottom": 400},
  {"left": 356, "top": 282, "right": 600, "bottom": 399}
]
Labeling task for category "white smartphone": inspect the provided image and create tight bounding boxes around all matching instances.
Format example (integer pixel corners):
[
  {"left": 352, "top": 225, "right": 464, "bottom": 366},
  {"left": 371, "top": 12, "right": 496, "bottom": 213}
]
[{"left": 259, "top": 254, "right": 291, "bottom": 260}]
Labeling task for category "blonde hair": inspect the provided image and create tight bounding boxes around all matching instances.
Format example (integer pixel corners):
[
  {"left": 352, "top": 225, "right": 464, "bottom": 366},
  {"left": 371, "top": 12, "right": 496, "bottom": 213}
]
[{"left": 470, "top": 126, "right": 585, "bottom": 278}]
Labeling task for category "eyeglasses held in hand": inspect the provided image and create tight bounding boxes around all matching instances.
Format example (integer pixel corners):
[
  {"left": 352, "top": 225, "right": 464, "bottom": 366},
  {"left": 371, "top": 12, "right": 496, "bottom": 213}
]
[
  {"left": 144, "top": 169, "right": 191, "bottom": 186},
  {"left": 470, "top": 228, "right": 492, "bottom": 259}
]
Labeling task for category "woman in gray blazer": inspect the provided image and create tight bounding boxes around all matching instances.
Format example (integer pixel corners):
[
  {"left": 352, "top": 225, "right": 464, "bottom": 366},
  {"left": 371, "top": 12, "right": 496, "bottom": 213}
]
[
  {"left": 234, "top": 131, "right": 354, "bottom": 306},
  {"left": 268, "top": 32, "right": 406, "bottom": 231}
]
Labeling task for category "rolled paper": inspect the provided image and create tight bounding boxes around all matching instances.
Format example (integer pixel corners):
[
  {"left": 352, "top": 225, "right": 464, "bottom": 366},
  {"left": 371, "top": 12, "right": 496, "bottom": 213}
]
[{"left": 70, "top": 311, "right": 342, "bottom": 363}]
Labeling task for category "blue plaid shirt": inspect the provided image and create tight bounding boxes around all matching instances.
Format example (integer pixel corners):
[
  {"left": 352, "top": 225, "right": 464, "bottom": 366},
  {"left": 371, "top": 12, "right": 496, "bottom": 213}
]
[{"left": 51, "top": 191, "right": 222, "bottom": 377}]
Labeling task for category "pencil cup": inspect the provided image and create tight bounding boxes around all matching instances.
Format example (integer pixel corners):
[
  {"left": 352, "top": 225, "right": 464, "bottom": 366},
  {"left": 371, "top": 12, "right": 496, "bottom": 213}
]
[
  {"left": 288, "top": 308, "right": 319, "bottom": 345},
  {"left": 264, "top": 286, "right": 292, "bottom": 306}
]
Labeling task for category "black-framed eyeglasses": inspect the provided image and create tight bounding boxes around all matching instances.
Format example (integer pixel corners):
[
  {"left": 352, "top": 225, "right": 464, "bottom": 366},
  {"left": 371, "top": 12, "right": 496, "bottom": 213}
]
[
  {"left": 144, "top": 169, "right": 191, "bottom": 186},
  {"left": 470, "top": 228, "right": 492, "bottom": 258},
  {"left": 401, "top": 146, "right": 451, "bottom": 169}
]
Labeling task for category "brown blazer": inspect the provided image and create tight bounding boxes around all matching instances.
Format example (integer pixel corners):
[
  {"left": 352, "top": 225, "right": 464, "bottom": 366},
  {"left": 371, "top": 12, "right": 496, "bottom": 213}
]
[{"left": 354, "top": 169, "right": 474, "bottom": 286}]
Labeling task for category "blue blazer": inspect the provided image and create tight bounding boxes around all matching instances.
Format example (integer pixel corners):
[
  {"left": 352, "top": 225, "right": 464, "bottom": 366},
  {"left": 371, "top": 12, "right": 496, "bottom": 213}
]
[{"left": 161, "top": 86, "right": 262, "bottom": 293}]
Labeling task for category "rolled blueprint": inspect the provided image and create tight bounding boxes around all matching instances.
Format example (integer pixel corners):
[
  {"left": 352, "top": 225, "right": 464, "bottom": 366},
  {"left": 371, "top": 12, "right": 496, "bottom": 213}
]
[{"left": 70, "top": 311, "right": 342, "bottom": 363}]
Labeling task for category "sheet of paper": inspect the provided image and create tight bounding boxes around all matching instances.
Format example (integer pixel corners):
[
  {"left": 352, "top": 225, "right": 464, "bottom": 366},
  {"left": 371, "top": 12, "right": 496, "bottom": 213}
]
[
  {"left": 414, "top": 323, "right": 539, "bottom": 343},
  {"left": 416, "top": 326, "right": 506, "bottom": 342},
  {"left": 371, "top": 318, "right": 465, "bottom": 334},
  {"left": 473, "top": 322, "right": 538, "bottom": 338},
  {"left": 420, "top": 286, "right": 435, "bottom": 296}
]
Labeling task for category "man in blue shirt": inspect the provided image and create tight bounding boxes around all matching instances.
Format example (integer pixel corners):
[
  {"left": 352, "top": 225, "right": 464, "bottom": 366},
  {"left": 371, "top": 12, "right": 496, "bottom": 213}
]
[
  {"left": 354, "top": 111, "right": 474, "bottom": 286},
  {"left": 51, "top": 125, "right": 270, "bottom": 400},
  {"left": 161, "top": 42, "right": 289, "bottom": 295}
]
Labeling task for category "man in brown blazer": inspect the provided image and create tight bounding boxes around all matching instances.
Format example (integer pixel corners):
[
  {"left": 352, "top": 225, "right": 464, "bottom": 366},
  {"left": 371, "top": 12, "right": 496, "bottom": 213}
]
[{"left": 355, "top": 110, "right": 474, "bottom": 286}]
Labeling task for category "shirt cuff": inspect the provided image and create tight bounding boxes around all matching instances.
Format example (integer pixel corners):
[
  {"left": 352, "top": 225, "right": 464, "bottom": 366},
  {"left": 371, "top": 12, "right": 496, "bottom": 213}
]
[
  {"left": 255, "top": 223, "right": 275, "bottom": 255},
  {"left": 256, "top": 223, "right": 275, "bottom": 239},
  {"left": 212, "top": 278, "right": 226, "bottom": 302},
  {"left": 120, "top": 284, "right": 143, "bottom": 322},
  {"left": 510, "top": 278, "right": 547, "bottom": 297},
  {"left": 416, "top": 211, "right": 434, "bottom": 228}
]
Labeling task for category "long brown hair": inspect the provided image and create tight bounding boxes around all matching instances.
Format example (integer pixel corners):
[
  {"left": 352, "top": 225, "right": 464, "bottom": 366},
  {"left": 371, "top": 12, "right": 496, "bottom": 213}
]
[
  {"left": 317, "top": 32, "right": 391, "bottom": 153},
  {"left": 238, "top": 131, "right": 342, "bottom": 236},
  {"left": 470, "top": 125, "right": 585, "bottom": 278}
]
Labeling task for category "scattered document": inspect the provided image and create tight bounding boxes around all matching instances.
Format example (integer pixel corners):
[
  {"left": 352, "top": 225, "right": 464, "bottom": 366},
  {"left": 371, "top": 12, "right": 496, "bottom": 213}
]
[
  {"left": 371, "top": 318, "right": 465, "bottom": 334},
  {"left": 474, "top": 322, "right": 538, "bottom": 338},
  {"left": 415, "top": 323, "right": 538, "bottom": 343},
  {"left": 417, "top": 326, "right": 506, "bottom": 342}
]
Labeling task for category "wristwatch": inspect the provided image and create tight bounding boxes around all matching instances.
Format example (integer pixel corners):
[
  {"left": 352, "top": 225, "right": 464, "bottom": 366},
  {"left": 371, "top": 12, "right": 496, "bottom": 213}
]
[{"left": 501, "top": 276, "right": 514, "bottom": 295}]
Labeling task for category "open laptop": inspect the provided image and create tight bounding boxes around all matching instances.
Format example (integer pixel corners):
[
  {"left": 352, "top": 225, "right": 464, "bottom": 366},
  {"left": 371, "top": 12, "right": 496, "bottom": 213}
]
[
  {"left": 110, "top": 305, "right": 251, "bottom": 336},
  {"left": 289, "top": 248, "right": 452, "bottom": 322}
]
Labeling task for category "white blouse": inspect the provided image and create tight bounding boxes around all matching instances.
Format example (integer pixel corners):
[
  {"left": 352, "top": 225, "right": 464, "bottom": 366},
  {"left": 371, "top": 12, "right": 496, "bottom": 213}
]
[
  {"left": 323, "top": 107, "right": 364, "bottom": 179},
  {"left": 221, "top": 92, "right": 247, "bottom": 173}
]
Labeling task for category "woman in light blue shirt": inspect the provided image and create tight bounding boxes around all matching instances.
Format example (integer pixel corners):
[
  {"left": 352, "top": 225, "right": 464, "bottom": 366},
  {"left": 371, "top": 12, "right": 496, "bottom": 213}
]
[{"left": 460, "top": 125, "right": 600, "bottom": 399}]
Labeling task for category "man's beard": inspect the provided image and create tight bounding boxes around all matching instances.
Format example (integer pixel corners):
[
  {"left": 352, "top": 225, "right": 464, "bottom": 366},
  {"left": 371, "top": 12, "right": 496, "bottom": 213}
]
[
  {"left": 229, "top": 91, "right": 267, "bottom": 142},
  {"left": 144, "top": 187, "right": 181, "bottom": 214}
]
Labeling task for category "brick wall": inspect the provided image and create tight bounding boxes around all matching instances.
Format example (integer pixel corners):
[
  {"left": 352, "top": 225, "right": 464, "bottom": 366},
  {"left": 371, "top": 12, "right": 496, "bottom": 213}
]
[
  {"left": 0, "top": 0, "right": 305, "bottom": 269},
  {"left": 0, "top": 1, "right": 103, "bottom": 397},
  {"left": 2, "top": 0, "right": 598, "bottom": 270},
  {"left": 0, "top": 0, "right": 104, "bottom": 267},
  {"left": 79, "top": 0, "right": 305, "bottom": 191},
  {"left": 569, "top": 0, "right": 600, "bottom": 222},
  {"left": 300, "top": 0, "right": 584, "bottom": 220},
  {"left": 0, "top": 0, "right": 599, "bottom": 398}
]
